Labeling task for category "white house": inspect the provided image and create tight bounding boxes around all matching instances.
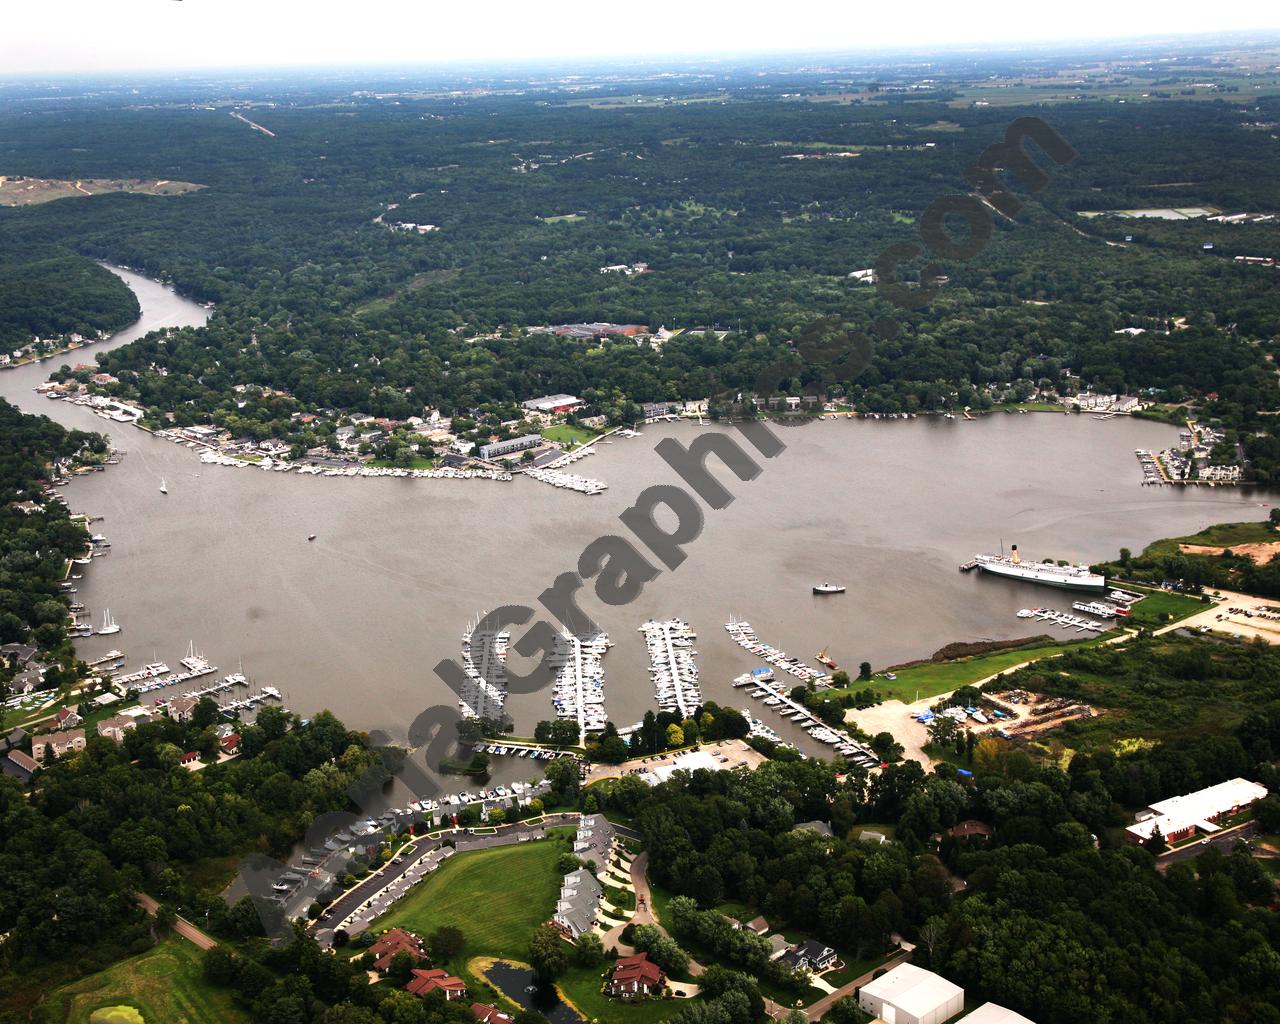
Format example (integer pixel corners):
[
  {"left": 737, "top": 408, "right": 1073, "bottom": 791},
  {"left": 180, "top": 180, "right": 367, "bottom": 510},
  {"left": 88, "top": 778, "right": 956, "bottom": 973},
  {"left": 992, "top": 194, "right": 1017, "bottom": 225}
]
[{"left": 858, "top": 963, "right": 964, "bottom": 1024}]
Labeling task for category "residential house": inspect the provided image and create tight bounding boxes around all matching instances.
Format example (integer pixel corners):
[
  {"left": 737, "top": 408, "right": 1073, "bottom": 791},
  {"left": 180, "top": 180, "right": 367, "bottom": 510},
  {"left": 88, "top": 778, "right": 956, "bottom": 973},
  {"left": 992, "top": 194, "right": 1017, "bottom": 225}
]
[
  {"left": 553, "top": 866, "right": 603, "bottom": 939},
  {"left": 745, "top": 916, "right": 770, "bottom": 935},
  {"left": 3, "top": 727, "right": 29, "bottom": 752},
  {"left": 471, "top": 1004, "right": 514, "bottom": 1024},
  {"left": 54, "top": 706, "right": 82, "bottom": 729},
  {"left": 767, "top": 934, "right": 791, "bottom": 961},
  {"left": 369, "top": 928, "right": 426, "bottom": 972},
  {"left": 10, "top": 500, "right": 41, "bottom": 515},
  {"left": 0, "top": 643, "right": 37, "bottom": 668},
  {"left": 794, "top": 820, "right": 834, "bottom": 838},
  {"left": 605, "top": 953, "right": 666, "bottom": 998},
  {"left": 946, "top": 820, "right": 993, "bottom": 841},
  {"left": 31, "top": 729, "right": 86, "bottom": 762},
  {"left": 2, "top": 749, "right": 38, "bottom": 783},
  {"left": 179, "top": 751, "right": 201, "bottom": 765},
  {"left": 405, "top": 969, "right": 466, "bottom": 1001},
  {"left": 97, "top": 714, "right": 138, "bottom": 744},
  {"left": 572, "top": 814, "right": 615, "bottom": 869},
  {"left": 220, "top": 733, "right": 242, "bottom": 756},
  {"left": 10, "top": 669, "right": 42, "bottom": 695},
  {"left": 166, "top": 695, "right": 199, "bottom": 722},
  {"left": 781, "top": 939, "right": 837, "bottom": 974}
]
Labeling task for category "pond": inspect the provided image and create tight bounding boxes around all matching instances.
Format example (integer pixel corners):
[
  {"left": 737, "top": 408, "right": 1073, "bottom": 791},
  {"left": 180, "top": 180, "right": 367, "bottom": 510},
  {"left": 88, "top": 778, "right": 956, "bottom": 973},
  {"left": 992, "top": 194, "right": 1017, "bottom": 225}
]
[{"left": 484, "top": 961, "right": 585, "bottom": 1024}]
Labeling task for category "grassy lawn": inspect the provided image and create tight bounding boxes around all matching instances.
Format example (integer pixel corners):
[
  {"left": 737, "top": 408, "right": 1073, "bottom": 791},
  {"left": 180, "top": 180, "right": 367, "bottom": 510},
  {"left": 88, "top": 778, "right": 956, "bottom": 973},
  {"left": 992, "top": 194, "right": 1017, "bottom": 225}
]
[
  {"left": 1123, "top": 588, "right": 1209, "bottom": 627},
  {"left": 541, "top": 423, "right": 599, "bottom": 447},
  {"left": 39, "top": 937, "right": 246, "bottom": 1024},
  {"left": 816, "top": 949, "right": 897, "bottom": 989},
  {"left": 368, "top": 456, "right": 435, "bottom": 469},
  {"left": 830, "top": 637, "right": 1111, "bottom": 703},
  {"left": 373, "top": 836, "right": 569, "bottom": 966}
]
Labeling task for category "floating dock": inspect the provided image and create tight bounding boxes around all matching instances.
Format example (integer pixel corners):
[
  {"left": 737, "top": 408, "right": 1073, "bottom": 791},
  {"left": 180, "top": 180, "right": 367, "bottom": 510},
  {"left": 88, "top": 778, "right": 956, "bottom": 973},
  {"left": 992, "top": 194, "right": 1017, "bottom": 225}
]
[
  {"left": 640, "top": 618, "right": 703, "bottom": 718},
  {"left": 459, "top": 616, "right": 510, "bottom": 720},
  {"left": 725, "top": 618, "right": 828, "bottom": 685},
  {"left": 550, "top": 630, "right": 610, "bottom": 737}
]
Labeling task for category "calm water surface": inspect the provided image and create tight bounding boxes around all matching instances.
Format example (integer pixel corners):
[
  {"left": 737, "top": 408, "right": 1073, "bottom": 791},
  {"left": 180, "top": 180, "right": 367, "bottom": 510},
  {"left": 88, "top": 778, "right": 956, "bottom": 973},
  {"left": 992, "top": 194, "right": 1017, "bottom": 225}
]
[{"left": 1, "top": 269, "right": 1266, "bottom": 751}]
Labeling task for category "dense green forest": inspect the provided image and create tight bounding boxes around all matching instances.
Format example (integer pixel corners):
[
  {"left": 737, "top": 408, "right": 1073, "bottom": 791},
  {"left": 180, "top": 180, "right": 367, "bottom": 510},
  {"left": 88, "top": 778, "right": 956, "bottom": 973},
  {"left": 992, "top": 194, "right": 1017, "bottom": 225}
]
[
  {"left": 0, "top": 400, "right": 105, "bottom": 672},
  {"left": 3, "top": 71, "right": 1280, "bottom": 468},
  {"left": 0, "top": 248, "right": 138, "bottom": 349},
  {"left": 0, "top": 706, "right": 383, "bottom": 1020}
]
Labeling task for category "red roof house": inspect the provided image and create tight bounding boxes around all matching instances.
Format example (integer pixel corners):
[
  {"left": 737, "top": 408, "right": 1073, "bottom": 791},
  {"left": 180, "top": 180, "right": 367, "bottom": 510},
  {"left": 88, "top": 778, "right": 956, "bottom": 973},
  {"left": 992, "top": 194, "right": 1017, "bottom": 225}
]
[
  {"left": 369, "top": 928, "right": 426, "bottom": 972},
  {"left": 406, "top": 968, "right": 467, "bottom": 1000},
  {"left": 471, "top": 1004, "right": 515, "bottom": 1024},
  {"left": 605, "top": 953, "right": 667, "bottom": 998}
]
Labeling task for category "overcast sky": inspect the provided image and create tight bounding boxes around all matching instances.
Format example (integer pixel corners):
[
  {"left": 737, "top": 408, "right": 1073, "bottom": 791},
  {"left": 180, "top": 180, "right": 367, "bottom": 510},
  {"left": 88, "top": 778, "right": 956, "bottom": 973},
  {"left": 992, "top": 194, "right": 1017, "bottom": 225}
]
[{"left": 3, "top": 0, "right": 1280, "bottom": 77}]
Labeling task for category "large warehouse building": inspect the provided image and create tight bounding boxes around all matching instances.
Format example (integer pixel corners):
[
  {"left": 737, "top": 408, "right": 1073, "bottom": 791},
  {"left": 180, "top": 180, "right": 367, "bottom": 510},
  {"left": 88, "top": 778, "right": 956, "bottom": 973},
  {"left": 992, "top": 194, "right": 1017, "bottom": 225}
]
[{"left": 858, "top": 964, "right": 964, "bottom": 1024}]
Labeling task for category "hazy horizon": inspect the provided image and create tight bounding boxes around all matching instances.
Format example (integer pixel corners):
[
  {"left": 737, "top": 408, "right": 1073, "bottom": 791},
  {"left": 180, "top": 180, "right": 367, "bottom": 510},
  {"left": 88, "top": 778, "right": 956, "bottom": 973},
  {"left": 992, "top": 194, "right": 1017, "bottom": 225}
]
[{"left": 3, "top": 0, "right": 1280, "bottom": 78}]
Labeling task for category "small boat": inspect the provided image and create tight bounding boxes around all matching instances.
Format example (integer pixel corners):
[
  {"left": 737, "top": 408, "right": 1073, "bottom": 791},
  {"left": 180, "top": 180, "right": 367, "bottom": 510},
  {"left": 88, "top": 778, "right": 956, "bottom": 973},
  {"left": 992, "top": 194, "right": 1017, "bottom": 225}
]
[
  {"left": 308, "top": 534, "right": 317, "bottom": 541},
  {"left": 159, "top": 478, "right": 168, "bottom": 494},
  {"left": 813, "top": 583, "right": 846, "bottom": 595},
  {"left": 815, "top": 647, "right": 839, "bottom": 670}
]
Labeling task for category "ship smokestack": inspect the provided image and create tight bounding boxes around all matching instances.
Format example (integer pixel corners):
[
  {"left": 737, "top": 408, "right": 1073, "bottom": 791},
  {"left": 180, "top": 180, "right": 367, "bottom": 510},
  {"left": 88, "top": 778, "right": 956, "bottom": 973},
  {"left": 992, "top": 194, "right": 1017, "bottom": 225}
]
[{"left": 1012, "top": 544, "right": 1020, "bottom": 564}]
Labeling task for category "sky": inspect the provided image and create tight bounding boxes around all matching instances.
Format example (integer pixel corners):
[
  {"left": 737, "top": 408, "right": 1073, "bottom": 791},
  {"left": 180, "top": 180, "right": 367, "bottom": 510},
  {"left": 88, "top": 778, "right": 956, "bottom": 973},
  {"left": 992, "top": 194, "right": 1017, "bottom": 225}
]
[{"left": 3, "top": 0, "right": 1280, "bottom": 76}]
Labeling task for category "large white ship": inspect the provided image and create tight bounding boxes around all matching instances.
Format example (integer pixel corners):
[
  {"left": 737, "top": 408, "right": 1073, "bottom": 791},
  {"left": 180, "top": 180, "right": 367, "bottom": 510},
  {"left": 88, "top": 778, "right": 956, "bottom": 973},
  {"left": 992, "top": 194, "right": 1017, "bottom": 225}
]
[{"left": 972, "top": 544, "right": 1105, "bottom": 592}]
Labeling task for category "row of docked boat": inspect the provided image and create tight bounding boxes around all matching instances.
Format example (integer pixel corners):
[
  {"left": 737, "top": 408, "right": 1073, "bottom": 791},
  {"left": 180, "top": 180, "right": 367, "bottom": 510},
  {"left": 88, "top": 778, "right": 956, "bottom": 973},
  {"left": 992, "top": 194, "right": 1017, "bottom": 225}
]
[
  {"left": 640, "top": 618, "right": 703, "bottom": 719},
  {"left": 523, "top": 466, "right": 607, "bottom": 495},
  {"left": 724, "top": 618, "right": 829, "bottom": 685},
  {"left": 195, "top": 448, "right": 512, "bottom": 481},
  {"left": 473, "top": 741, "right": 579, "bottom": 760},
  {"left": 458, "top": 616, "right": 510, "bottom": 721},
  {"left": 549, "top": 630, "right": 611, "bottom": 736},
  {"left": 734, "top": 670, "right": 880, "bottom": 768},
  {"left": 1015, "top": 607, "right": 1106, "bottom": 632},
  {"left": 546, "top": 445, "right": 597, "bottom": 469}
]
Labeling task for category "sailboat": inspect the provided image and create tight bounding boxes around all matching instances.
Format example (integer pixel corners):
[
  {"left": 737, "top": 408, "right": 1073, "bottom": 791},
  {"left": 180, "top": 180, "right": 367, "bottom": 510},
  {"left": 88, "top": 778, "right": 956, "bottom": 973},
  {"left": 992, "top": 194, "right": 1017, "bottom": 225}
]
[
  {"left": 159, "top": 478, "right": 168, "bottom": 494},
  {"left": 98, "top": 609, "right": 121, "bottom": 635}
]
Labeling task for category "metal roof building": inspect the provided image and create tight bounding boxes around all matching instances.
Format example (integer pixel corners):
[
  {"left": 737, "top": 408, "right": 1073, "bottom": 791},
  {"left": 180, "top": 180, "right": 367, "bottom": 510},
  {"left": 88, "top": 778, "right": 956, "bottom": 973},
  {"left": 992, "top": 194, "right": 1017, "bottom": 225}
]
[{"left": 858, "top": 963, "right": 964, "bottom": 1024}]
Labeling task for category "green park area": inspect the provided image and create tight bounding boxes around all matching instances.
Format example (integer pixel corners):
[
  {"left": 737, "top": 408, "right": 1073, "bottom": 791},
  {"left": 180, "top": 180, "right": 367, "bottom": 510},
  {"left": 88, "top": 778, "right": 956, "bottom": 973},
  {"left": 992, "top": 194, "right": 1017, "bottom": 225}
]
[
  {"left": 373, "top": 835, "right": 569, "bottom": 966},
  {"left": 40, "top": 937, "right": 246, "bottom": 1024},
  {"left": 541, "top": 423, "right": 600, "bottom": 447}
]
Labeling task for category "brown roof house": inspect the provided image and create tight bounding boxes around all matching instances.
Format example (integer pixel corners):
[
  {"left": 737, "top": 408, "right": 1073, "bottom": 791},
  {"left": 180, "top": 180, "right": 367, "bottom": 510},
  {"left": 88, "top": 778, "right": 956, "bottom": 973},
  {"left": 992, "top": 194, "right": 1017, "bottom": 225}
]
[{"left": 606, "top": 953, "right": 667, "bottom": 998}]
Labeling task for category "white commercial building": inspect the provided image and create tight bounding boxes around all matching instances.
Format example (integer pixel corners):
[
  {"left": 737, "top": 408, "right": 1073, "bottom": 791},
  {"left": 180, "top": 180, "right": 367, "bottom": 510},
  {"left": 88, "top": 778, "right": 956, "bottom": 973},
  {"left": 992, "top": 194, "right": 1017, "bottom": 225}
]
[
  {"left": 1125, "top": 777, "right": 1267, "bottom": 845},
  {"left": 858, "top": 964, "right": 964, "bottom": 1024},
  {"left": 962, "top": 1004, "right": 1036, "bottom": 1024}
]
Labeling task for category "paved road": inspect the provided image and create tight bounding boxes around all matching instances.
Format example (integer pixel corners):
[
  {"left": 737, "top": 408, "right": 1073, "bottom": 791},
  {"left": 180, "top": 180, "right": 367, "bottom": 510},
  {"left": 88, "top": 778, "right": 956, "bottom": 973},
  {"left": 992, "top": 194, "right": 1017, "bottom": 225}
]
[
  {"left": 1158, "top": 821, "right": 1260, "bottom": 869},
  {"left": 313, "top": 813, "right": 580, "bottom": 945},
  {"left": 135, "top": 892, "right": 218, "bottom": 951}
]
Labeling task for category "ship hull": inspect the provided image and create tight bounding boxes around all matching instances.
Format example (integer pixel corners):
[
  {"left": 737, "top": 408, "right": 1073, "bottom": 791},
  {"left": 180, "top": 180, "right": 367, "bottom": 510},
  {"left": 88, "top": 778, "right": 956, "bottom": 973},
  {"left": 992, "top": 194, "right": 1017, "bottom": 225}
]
[{"left": 976, "top": 561, "right": 1105, "bottom": 592}]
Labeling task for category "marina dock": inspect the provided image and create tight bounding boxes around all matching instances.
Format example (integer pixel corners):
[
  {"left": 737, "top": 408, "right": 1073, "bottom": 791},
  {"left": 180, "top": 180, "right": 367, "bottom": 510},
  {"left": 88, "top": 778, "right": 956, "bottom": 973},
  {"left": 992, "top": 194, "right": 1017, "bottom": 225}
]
[
  {"left": 732, "top": 665, "right": 879, "bottom": 768},
  {"left": 459, "top": 616, "right": 510, "bottom": 720},
  {"left": 640, "top": 618, "right": 703, "bottom": 719},
  {"left": 523, "top": 466, "right": 607, "bottom": 495},
  {"left": 1016, "top": 607, "right": 1107, "bottom": 632},
  {"left": 550, "top": 630, "right": 610, "bottom": 737},
  {"left": 724, "top": 618, "right": 828, "bottom": 685}
]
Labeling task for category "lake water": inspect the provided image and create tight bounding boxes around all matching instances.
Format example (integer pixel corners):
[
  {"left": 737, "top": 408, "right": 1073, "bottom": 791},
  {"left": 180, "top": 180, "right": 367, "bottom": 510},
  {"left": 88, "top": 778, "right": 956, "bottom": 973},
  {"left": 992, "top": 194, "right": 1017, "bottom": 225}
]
[{"left": 1, "top": 268, "right": 1266, "bottom": 753}]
